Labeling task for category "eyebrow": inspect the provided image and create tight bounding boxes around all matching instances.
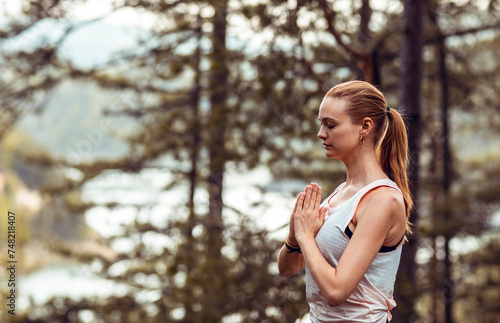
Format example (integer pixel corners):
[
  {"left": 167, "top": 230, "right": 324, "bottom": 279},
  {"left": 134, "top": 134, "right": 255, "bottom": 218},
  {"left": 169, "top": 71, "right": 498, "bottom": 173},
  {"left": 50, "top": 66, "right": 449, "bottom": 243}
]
[{"left": 318, "top": 117, "right": 338, "bottom": 122}]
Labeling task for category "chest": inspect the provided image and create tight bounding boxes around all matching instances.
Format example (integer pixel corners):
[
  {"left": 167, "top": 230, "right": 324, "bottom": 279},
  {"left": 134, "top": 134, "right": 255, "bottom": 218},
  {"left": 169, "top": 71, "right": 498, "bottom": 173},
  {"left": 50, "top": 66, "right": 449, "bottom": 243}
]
[
  {"left": 327, "top": 188, "right": 362, "bottom": 225},
  {"left": 315, "top": 205, "right": 352, "bottom": 267}
]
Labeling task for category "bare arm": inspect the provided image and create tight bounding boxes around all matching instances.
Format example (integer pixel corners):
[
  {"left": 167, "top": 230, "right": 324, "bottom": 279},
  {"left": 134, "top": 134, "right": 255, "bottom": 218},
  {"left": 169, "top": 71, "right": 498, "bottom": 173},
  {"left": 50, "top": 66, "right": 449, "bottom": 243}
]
[
  {"left": 277, "top": 193, "right": 306, "bottom": 277},
  {"left": 277, "top": 241, "right": 304, "bottom": 277}
]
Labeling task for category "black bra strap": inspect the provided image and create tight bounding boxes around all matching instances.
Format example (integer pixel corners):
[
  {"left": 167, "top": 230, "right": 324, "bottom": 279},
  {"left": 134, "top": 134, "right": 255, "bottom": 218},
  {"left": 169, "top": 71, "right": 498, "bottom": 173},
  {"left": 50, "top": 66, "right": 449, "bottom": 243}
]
[{"left": 344, "top": 226, "right": 403, "bottom": 253}]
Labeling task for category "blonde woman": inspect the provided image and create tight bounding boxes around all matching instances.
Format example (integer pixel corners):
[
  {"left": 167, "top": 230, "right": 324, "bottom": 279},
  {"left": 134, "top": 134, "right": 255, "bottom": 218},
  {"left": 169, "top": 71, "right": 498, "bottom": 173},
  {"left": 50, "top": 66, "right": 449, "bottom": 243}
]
[{"left": 278, "top": 81, "right": 413, "bottom": 322}]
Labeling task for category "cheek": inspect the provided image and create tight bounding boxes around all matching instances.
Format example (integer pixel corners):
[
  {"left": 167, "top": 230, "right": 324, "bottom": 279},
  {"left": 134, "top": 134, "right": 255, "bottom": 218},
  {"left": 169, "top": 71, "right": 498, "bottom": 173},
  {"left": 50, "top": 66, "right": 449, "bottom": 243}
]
[{"left": 330, "top": 129, "right": 357, "bottom": 146}]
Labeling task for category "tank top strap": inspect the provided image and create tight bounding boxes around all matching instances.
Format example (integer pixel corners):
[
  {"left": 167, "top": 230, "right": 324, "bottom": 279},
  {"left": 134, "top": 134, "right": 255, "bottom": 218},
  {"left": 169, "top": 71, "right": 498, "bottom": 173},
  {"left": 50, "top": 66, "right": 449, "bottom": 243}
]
[{"left": 340, "top": 179, "right": 401, "bottom": 231}]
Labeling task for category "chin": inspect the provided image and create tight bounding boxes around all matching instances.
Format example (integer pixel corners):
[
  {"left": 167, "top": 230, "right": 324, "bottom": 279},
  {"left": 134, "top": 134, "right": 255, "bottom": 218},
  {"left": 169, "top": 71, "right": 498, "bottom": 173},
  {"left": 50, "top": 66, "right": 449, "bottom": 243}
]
[
  {"left": 325, "top": 152, "right": 337, "bottom": 159},
  {"left": 325, "top": 150, "right": 343, "bottom": 160}
]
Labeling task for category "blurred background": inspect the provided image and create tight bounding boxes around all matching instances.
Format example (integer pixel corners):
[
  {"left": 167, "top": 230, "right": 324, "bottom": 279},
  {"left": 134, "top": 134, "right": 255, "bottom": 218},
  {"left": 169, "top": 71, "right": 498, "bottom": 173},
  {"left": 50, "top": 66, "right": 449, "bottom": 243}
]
[{"left": 0, "top": 0, "right": 499, "bottom": 322}]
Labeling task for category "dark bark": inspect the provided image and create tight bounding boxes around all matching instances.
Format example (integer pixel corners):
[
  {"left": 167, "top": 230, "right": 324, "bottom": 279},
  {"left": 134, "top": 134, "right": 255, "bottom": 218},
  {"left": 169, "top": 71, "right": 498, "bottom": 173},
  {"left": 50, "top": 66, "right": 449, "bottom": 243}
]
[
  {"left": 439, "top": 36, "right": 455, "bottom": 323},
  {"left": 395, "top": 0, "right": 425, "bottom": 321},
  {"left": 357, "top": 0, "right": 381, "bottom": 86},
  {"left": 181, "top": 18, "right": 203, "bottom": 323},
  {"left": 207, "top": 0, "right": 228, "bottom": 250},
  {"left": 204, "top": 1, "right": 229, "bottom": 321},
  {"left": 317, "top": 0, "right": 380, "bottom": 85},
  {"left": 429, "top": 0, "right": 455, "bottom": 318},
  {"left": 187, "top": 19, "right": 202, "bottom": 239},
  {"left": 357, "top": 0, "right": 372, "bottom": 47}
]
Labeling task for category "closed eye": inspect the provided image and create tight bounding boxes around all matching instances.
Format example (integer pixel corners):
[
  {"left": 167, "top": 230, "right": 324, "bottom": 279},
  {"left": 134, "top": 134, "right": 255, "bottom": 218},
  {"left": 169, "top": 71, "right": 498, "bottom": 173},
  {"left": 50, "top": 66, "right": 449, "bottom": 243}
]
[{"left": 318, "top": 119, "right": 337, "bottom": 129}]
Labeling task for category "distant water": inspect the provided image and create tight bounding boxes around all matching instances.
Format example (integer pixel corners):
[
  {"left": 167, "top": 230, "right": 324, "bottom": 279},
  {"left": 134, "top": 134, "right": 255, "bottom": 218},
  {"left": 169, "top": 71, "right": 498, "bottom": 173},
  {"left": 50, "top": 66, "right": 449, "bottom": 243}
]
[
  {"left": 15, "top": 165, "right": 299, "bottom": 313},
  {"left": 82, "top": 164, "right": 300, "bottom": 238},
  {"left": 14, "top": 164, "right": 500, "bottom": 322},
  {"left": 18, "top": 263, "right": 126, "bottom": 310}
]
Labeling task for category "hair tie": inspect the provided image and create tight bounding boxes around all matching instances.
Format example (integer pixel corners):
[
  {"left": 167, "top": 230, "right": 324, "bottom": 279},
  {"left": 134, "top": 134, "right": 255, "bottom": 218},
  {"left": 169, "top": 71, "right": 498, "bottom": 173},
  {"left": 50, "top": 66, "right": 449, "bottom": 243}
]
[{"left": 387, "top": 105, "right": 390, "bottom": 114}]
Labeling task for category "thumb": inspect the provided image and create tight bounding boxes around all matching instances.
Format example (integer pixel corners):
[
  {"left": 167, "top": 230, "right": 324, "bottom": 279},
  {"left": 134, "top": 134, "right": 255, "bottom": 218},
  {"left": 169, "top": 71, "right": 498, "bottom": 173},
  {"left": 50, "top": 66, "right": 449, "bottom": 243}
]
[{"left": 319, "top": 206, "right": 328, "bottom": 222}]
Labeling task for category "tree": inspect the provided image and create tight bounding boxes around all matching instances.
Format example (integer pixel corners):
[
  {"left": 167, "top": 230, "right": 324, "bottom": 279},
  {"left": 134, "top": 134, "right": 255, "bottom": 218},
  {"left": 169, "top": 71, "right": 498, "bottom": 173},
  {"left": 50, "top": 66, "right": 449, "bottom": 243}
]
[
  {"left": 454, "top": 235, "right": 500, "bottom": 322},
  {"left": 416, "top": 1, "right": 500, "bottom": 322},
  {"left": 5, "top": 1, "right": 500, "bottom": 322},
  {"left": 392, "top": 0, "right": 425, "bottom": 321},
  {"left": 5, "top": 0, "right": 324, "bottom": 321}
]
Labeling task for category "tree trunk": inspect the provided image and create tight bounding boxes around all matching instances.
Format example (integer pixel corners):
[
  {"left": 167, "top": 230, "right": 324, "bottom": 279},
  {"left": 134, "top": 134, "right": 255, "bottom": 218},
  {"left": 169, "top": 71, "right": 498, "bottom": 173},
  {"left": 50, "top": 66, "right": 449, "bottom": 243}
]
[
  {"left": 187, "top": 17, "right": 202, "bottom": 242},
  {"left": 318, "top": 0, "right": 379, "bottom": 84},
  {"left": 395, "top": 0, "right": 424, "bottom": 321},
  {"left": 181, "top": 17, "right": 203, "bottom": 323},
  {"left": 207, "top": 0, "right": 227, "bottom": 254},
  {"left": 356, "top": 0, "right": 381, "bottom": 86},
  {"left": 357, "top": 0, "right": 372, "bottom": 47},
  {"left": 438, "top": 37, "right": 455, "bottom": 323},
  {"left": 204, "top": 1, "right": 229, "bottom": 321}
]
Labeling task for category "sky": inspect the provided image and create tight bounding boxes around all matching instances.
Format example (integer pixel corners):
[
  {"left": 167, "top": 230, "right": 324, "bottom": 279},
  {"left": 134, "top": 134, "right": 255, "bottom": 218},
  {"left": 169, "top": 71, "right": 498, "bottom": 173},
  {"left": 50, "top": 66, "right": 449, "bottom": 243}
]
[{"left": 1, "top": 0, "right": 156, "bottom": 69}]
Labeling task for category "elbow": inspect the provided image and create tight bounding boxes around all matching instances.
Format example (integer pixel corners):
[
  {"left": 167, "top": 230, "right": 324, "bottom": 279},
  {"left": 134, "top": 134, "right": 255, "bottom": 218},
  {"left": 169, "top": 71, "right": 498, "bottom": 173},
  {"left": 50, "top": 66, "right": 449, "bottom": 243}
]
[
  {"left": 324, "top": 290, "right": 348, "bottom": 306},
  {"left": 277, "top": 252, "right": 303, "bottom": 277},
  {"left": 279, "top": 272, "right": 293, "bottom": 278},
  {"left": 278, "top": 267, "right": 296, "bottom": 278}
]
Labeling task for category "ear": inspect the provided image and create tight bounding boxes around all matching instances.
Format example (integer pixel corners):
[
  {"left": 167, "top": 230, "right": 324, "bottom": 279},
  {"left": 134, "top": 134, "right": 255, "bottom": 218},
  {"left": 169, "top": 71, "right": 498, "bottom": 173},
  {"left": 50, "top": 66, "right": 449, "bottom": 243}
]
[{"left": 360, "top": 117, "right": 374, "bottom": 136}]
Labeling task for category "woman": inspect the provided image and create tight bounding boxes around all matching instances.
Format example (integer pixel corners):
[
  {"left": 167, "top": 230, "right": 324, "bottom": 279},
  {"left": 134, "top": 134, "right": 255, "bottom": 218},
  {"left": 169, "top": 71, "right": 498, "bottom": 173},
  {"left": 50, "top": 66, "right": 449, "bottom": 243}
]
[{"left": 277, "top": 80, "right": 413, "bottom": 322}]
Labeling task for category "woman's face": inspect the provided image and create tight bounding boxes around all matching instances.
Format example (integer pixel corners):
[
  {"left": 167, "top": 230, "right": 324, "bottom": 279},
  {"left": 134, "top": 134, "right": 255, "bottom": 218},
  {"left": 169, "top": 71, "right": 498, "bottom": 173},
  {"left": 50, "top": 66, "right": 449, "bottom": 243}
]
[{"left": 317, "top": 97, "right": 362, "bottom": 160}]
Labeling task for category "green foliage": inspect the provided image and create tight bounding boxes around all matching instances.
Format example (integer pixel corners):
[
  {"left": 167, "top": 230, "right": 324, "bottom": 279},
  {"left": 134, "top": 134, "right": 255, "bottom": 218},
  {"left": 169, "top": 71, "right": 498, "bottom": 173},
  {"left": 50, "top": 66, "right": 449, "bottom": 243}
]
[
  {"left": 454, "top": 236, "right": 500, "bottom": 322},
  {"left": 2, "top": 0, "right": 500, "bottom": 322}
]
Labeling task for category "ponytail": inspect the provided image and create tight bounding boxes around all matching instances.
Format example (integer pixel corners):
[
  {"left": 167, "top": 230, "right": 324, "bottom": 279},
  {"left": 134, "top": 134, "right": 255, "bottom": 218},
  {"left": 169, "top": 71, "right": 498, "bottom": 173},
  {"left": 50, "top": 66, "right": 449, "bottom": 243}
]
[
  {"left": 377, "top": 108, "right": 413, "bottom": 239},
  {"left": 326, "top": 80, "right": 413, "bottom": 241}
]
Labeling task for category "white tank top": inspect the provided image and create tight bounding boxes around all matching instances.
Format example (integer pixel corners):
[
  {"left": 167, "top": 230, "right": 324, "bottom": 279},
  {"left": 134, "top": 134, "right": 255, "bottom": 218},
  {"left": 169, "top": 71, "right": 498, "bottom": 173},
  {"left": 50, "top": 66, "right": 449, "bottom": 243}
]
[{"left": 305, "top": 179, "right": 403, "bottom": 323}]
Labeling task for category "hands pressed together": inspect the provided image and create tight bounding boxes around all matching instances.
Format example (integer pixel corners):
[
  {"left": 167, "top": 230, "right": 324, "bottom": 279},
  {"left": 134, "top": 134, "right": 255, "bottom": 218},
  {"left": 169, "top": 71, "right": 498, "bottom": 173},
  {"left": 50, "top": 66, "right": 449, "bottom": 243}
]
[
  {"left": 288, "top": 183, "right": 328, "bottom": 247},
  {"left": 279, "top": 182, "right": 329, "bottom": 277}
]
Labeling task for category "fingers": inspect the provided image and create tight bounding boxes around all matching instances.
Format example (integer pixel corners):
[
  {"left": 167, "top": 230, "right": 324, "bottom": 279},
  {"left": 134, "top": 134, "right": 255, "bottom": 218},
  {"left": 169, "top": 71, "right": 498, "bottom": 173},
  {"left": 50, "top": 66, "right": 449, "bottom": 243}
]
[
  {"left": 294, "top": 184, "right": 325, "bottom": 240},
  {"left": 309, "top": 184, "right": 317, "bottom": 210},
  {"left": 291, "top": 192, "right": 301, "bottom": 216},
  {"left": 319, "top": 206, "right": 327, "bottom": 223},
  {"left": 305, "top": 183, "right": 321, "bottom": 212},
  {"left": 297, "top": 192, "right": 305, "bottom": 210},
  {"left": 303, "top": 185, "right": 312, "bottom": 209},
  {"left": 314, "top": 185, "right": 323, "bottom": 213},
  {"left": 313, "top": 183, "right": 322, "bottom": 211},
  {"left": 299, "top": 183, "right": 322, "bottom": 214}
]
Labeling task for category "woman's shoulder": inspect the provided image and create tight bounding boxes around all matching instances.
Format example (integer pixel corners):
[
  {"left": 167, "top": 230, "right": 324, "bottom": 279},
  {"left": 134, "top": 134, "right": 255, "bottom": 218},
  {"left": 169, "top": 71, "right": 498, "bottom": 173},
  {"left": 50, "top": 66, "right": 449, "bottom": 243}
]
[
  {"left": 366, "top": 178, "right": 400, "bottom": 191},
  {"left": 368, "top": 185, "right": 403, "bottom": 204},
  {"left": 357, "top": 184, "right": 405, "bottom": 221}
]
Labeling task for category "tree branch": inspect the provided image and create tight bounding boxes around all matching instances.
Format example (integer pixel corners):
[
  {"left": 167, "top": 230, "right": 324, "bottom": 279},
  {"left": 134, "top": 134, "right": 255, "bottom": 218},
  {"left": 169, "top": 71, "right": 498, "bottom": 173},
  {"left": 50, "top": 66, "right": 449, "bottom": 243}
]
[
  {"left": 316, "top": 0, "right": 381, "bottom": 84},
  {"left": 426, "top": 21, "right": 500, "bottom": 43},
  {"left": 316, "top": 0, "right": 369, "bottom": 61}
]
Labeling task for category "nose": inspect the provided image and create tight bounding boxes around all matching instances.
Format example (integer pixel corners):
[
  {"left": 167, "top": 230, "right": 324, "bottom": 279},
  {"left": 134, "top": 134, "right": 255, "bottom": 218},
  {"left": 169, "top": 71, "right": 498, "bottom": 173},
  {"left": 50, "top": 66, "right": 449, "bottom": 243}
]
[{"left": 317, "top": 125, "right": 326, "bottom": 140}]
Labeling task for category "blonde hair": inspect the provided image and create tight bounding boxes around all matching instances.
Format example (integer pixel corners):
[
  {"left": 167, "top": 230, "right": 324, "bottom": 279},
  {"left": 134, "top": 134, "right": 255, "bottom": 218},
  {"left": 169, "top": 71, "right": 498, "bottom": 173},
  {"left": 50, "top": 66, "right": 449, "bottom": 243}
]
[{"left": 325, "top": 80, "right": 413, "bottom": 237}]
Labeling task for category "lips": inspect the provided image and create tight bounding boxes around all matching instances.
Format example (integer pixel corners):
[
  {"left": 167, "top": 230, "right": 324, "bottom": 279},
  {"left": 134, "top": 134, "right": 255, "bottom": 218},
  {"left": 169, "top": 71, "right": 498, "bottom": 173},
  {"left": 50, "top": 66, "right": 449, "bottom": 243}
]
[{"left": 323, "top": 143, "right": 331, "bottom": 149}]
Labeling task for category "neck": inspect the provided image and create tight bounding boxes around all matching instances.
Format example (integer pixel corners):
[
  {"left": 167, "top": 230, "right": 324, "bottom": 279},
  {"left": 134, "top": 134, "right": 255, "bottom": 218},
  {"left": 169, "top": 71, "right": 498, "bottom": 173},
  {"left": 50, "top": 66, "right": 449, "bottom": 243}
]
[{"left": 341, "top": 145, "right": 388, "bottom": 188}]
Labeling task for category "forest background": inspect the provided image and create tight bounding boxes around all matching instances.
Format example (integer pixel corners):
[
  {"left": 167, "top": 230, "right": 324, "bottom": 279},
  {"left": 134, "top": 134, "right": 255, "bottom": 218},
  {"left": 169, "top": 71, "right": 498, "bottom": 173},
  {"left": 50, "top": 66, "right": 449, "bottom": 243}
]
[{"left": 0, "top": 0, "right": 499, "bottom": 322}]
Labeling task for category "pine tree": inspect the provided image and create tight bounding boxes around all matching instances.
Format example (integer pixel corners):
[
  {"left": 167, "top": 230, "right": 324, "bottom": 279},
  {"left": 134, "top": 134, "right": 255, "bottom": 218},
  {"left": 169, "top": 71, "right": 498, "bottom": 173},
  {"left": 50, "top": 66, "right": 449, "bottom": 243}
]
[{"left": 5, "top": 1, "right": 500, "bottom": 322}]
